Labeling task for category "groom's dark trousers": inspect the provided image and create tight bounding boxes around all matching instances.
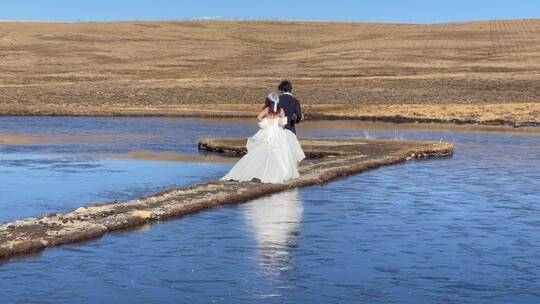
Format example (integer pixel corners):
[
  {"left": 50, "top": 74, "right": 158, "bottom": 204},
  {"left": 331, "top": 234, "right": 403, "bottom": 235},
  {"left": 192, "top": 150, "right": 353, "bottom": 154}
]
[{"left": 265, "top": 94, "right": 302, "bottom": 134}]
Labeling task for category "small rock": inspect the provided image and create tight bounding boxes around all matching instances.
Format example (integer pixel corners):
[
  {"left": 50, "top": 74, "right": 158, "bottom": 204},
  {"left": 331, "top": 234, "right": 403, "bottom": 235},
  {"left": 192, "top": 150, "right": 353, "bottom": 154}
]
[
  {"left": 131, "top": 210, "right": 153, "bottom": 220},
  {"left": 88, "top": 206, "right": 109, "bottom": 213},
  {"left": 74, "top": 207, "right": 88, "bottom": 214}
]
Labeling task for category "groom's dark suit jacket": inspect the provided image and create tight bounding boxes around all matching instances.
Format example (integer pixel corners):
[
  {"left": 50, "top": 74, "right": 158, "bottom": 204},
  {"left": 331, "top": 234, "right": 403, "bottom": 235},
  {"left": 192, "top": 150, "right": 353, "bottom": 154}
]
[{"left": 265, "top": 93, "right": 302, "bottom": 134}]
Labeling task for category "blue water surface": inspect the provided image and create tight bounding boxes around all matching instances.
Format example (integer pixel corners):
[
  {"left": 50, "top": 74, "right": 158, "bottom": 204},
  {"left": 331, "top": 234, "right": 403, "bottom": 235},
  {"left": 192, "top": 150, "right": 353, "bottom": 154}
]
[{"left": 0, "top": 116, "right": 539, "bottom": 304}]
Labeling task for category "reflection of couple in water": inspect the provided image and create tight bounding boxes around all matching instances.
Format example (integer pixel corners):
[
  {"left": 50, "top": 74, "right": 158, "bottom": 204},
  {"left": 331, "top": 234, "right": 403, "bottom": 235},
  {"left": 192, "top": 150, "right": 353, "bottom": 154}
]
[
  {"left": 223, "top": 82, "right": 305, "bottom": 277},
  {"left": 242, "top": 190, "right": 303, "bottom": 276},
  {"left": 222, "top": 80, "right": 305, "bottom": 184}
]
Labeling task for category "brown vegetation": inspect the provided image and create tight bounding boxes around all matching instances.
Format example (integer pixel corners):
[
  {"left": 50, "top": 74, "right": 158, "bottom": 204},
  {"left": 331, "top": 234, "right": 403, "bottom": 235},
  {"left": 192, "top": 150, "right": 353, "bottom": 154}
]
[{"left": 0, "top": 20, "right": 539, "bottom": 124}]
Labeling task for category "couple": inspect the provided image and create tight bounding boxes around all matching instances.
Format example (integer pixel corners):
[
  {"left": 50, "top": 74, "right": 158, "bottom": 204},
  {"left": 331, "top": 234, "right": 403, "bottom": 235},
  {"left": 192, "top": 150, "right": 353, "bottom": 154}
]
[{"left": 222, "top": 80, "right": 305, "bottom": 184}]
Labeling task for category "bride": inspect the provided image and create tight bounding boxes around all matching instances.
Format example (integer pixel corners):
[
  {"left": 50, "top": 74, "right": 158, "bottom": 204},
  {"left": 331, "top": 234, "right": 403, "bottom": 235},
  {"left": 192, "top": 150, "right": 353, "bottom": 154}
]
[{"left": 222, "top": 93, "right": 305, "bottom": 184}]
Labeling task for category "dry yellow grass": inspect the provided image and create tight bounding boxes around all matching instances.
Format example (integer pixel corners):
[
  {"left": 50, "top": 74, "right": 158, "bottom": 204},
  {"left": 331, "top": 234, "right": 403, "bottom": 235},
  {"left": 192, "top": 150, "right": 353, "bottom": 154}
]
[
  {"left": 311, "top": 102, "right": 540, "bottom": 123},
  {"left": 0, "top": 20, "right": 539, "bottom": 124}
]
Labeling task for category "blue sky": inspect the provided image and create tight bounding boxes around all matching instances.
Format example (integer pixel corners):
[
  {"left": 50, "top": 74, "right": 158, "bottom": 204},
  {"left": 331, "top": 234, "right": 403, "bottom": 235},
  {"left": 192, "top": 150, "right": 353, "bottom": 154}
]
[{"left": 1, "top": 0, "right": 538, "bottom": 24}]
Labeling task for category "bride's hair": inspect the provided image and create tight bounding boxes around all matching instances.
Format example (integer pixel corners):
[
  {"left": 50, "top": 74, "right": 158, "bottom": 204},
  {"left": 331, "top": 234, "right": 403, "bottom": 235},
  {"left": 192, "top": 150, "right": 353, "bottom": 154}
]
[{"left": 266, "top": 92, "right": 280, "bottom": 115}]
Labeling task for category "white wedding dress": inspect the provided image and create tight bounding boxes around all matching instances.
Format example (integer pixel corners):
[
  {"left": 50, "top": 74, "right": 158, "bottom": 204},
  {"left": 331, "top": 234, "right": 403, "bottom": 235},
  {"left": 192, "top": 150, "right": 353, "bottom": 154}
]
[{"left": 222, "top": 117, "right": 305, "bottom": 184}]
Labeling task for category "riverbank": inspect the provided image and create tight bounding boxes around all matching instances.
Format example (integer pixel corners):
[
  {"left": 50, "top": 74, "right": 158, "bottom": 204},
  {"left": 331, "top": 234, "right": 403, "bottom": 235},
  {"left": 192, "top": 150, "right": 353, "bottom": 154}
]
[
  {"left": 1, "top": 102, "right": 538, "bottom": 127},
  {"left": 1, "top": 20, "right": 539, "bottom": 127},
  {"left": 0, "top": 137, "right": 453, "bottom": 259}
]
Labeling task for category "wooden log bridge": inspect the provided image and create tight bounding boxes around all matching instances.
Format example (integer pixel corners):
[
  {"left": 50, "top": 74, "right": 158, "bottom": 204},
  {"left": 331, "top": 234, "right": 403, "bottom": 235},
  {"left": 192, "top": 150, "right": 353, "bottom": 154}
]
[{"left": 0, "top": 138, "right": 454, "bottom": 259}]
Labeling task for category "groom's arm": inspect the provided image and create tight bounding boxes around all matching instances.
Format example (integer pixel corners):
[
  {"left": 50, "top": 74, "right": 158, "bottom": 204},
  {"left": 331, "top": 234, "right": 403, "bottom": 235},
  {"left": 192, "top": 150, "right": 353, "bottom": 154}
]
[{"left": 294, "top": 100, "right": 302, "bottom": 124}]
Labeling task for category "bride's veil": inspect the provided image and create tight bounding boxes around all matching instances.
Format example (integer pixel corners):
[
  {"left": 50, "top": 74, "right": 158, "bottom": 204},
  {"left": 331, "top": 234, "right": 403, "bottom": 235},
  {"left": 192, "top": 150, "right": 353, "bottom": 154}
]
[{"left": 267, "top": 92, "right": 280, "bottom": 113}]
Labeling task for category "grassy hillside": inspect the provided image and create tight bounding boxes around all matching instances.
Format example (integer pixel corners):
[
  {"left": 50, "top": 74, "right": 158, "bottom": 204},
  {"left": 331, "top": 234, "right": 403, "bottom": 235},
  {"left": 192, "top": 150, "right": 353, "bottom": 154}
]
[{"left": 0, "top": 20, "right": 539, "bottom": 124}]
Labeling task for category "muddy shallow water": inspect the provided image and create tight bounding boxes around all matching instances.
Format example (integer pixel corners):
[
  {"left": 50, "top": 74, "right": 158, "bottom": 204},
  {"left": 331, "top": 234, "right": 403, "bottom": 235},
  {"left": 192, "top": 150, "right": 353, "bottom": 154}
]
[{"left": 0, "top": 116, "right": 539, "bottom": 303}]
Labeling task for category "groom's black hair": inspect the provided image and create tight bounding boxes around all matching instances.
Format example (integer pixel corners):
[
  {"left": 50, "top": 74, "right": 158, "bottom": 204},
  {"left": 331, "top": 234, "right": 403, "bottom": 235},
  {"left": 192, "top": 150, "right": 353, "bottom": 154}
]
[{"left": 278, "top": 80, "right": 292, "bottom": 93}]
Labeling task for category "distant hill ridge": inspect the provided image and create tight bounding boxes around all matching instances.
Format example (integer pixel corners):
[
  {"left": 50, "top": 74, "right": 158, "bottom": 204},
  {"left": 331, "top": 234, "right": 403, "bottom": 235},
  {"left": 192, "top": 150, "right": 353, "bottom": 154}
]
[{"left": 0, "top": 19, "right": 539, "bottom": 110}]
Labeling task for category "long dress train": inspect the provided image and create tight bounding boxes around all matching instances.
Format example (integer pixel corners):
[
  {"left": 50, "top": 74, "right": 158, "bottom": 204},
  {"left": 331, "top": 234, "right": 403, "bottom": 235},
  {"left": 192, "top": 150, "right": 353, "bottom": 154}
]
[{"left": 222, "top": 117, "right": 305, "bottom": 184}]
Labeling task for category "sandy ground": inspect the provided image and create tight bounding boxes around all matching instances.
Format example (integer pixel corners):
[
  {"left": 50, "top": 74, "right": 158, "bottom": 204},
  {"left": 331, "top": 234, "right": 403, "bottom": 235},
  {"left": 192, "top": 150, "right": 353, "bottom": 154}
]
[
  {"left": 0, "top": 134, "right": 58, "bottom": 145},
  {"left": 196, "top": 119, "right": 540, "bottom": 137},
  {"left": 0, "top": 133, "right": 237, "bottom": 163},
  {"left": 108, "top": 150, "right": 237, "bottom": 163},
  {"left": 0, "top": 20, "right": 538, "bottom": 124}
]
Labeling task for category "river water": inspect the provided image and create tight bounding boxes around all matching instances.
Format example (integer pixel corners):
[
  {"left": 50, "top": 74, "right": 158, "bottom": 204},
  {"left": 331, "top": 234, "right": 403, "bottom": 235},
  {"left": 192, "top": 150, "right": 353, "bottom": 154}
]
[{"left": 0, "top": 117, "right": 539, "bottom": 303}]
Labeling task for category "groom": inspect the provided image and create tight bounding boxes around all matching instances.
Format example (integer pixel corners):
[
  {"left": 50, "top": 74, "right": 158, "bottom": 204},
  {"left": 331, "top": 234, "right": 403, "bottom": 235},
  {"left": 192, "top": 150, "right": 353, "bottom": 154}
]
[{"left": 265, "top": 80, "right": 302, "bottom": 134}]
